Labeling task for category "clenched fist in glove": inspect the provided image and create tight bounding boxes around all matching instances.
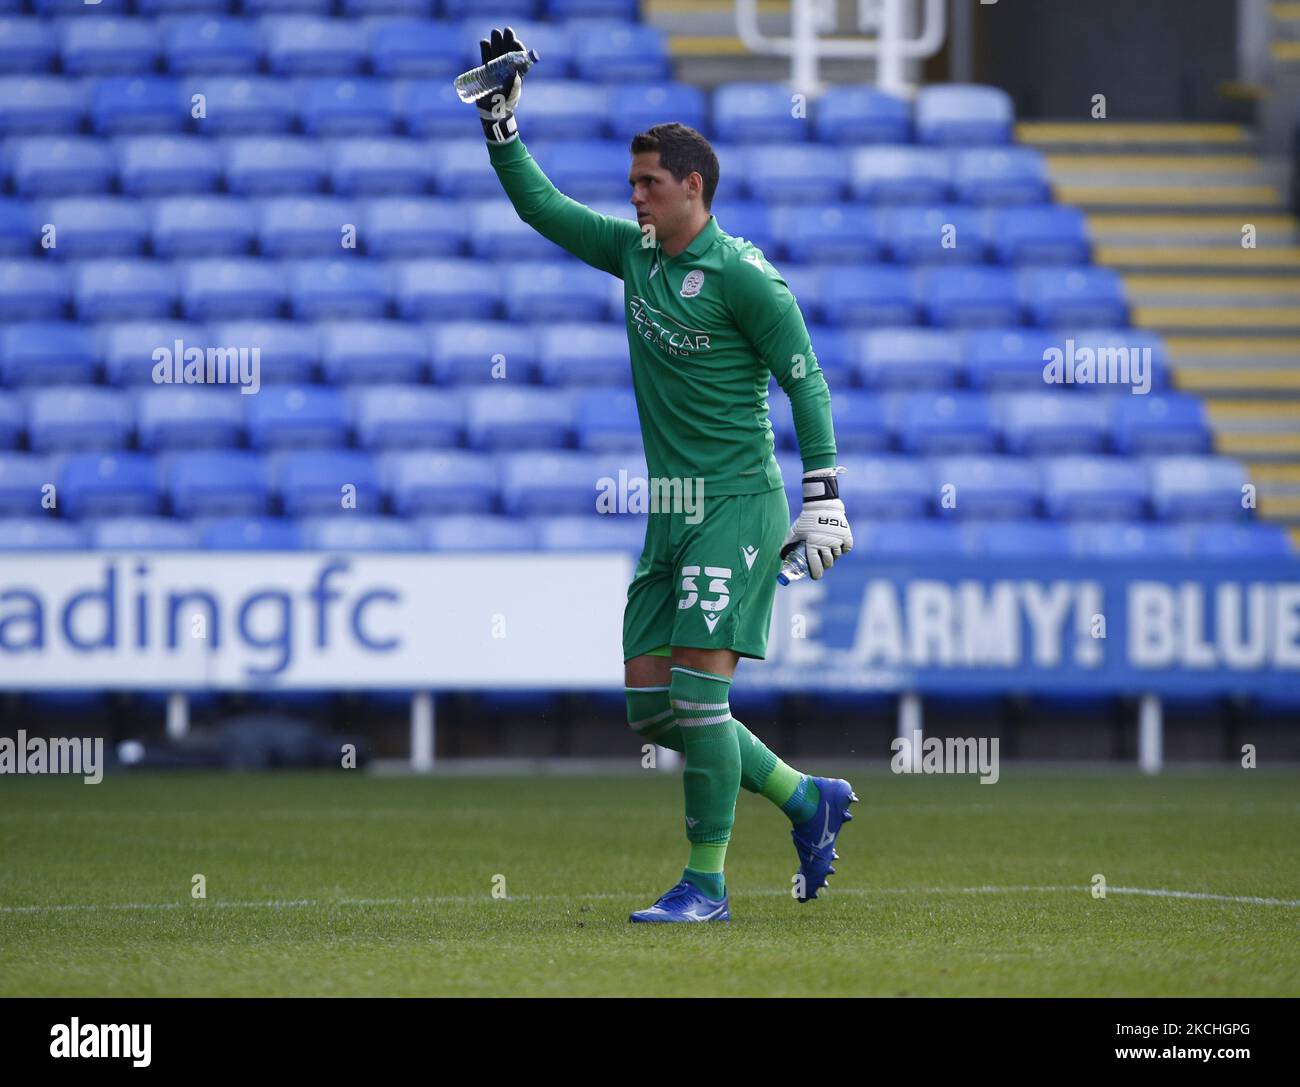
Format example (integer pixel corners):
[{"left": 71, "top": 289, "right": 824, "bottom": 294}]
[
  {"left": 476, "top": 25, "right": 529, "bottom": 145},
  {"left": 781, "top": 466, "right": 854, "bottom": 580}
]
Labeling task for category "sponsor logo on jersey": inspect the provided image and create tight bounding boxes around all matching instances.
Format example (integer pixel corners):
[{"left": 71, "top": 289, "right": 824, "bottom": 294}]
[
  {"left": 744, "top": 252, "right": 765, "bottom": 273},
  {"left": 741, "top": 544, "right": 759, "bottom": 570},
  {"left": 628, "top": 295, "right": 713, "bottom": 358},
  {"left": 680, "top": 269, "right": 705, "bottom": 298}
]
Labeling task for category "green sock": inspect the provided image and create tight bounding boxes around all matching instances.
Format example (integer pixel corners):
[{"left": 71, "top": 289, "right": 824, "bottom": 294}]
[
  {"left": 669, "top": 665, "right": 740, "bottom": 892},
  {"left": 683, "top": 842, "right": 727, "bottom": 899}
]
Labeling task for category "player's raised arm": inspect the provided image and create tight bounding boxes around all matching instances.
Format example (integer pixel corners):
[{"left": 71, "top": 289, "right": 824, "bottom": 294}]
[{"left": 471, "top": 25, "right": 643, "bottom": 280}]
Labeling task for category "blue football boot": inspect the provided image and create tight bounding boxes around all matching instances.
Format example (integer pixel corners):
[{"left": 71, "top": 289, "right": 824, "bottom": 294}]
[
  {"left": 791, "top": 776, "right": 858, "bottom": 902},
  {"left": 629, "top": 879, "right": 730, "bottom": 923}
]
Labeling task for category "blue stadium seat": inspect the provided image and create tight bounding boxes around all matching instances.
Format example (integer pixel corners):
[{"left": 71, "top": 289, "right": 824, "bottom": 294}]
[
  {"left": 824, "top": 390, "right": 890, "bottom": 452},
  {"left": 243, "top": 0, "right": 333, "bottom": 15},
  {"left": 428, "top": 320, "right": 538, "bottom": 384},
  {"left": 608, "top": 82, "right": 706, "bottom": 140},
  {"left": 546, "top": 0, "right": 638, "bottom": 17},
  {"left": 1059, "top": 328, "right": 1168, "bottom": 393},
  {"left": 467, "top": 198, "right": 576, "bottom": 262},
  {"left": 299, "top": 515, "right": 422, "bottom": 550},
  {"left": 199, "top": 516, "right": 303, "bottom": 550},
  {"left": 875, "top": 205, "right": 990, "bottom": 263},
  {"left": 264, "top": 18, "right": 367, "bottom": 77},
  {"left": 832, "top": 454, "right": 931, "bottom": 518},
  {"left": 368, "top": 19, "right": 464, "bottom": 78},
  {"left": 352, "top": 385, "right": 462, "bottom": 449},
  {"left": 536, "top": 323, "right": 630, "bottom": 385},
  {"left": 137, "top": 387, "right": 245, "bottom": 450},
  {"left": 393, "top": 259, "right": 500, "bottom": 319},
  {"left": 162, "top": 17, "right": 261, "bottom": 75},
  {"left": 330, "top": 139, "right": 434, "bottom": 195},
  {"left": 1067, "top": 521, "right": 1194, "bottom": 558},
  {"left": 987, "top": 206, "right": 1090, "bottom": 265},
  {"left": 39, "top": 198, "right": 149, "bottom": 259},
  {"left": 528, "top": 139, "right": 632, "bottom": 200},
  {"left": 319, "top": 322, "right": 427, "bottom": 384},
  {"left": 298, "top": 78, "right": 394, "bottom": 136},
  {"left": 224, "top": 136, "right": 328, "bottom": 194},
  {"left": 1146, "top": 455, "right": 1249, "bottom": 521},
  {"left": 0, "top": 518, "right": 86, "bottom": 550},
  {"left": 0, "top": 199, "right": 29, "bottom": 254},
  {"left": 287, "top": 260, "right": 388, "bottom": 320},
  {"left": 61, "top": 19, "right": 160, "bottom": 76},
  {"left": 962, "top": 328, "right": 1067, "bottom": 390},
  {"left": 187, "top": 78, "right": 297, "bottom": 134},
  {"left": 0, "top": 453, "right": 52, "bottom": 515},
  {"left": 89, "top": 517, "right": 200, "bottom": 550},
  {"left": 422, "top": 513, "right": 537, "bottom": 551},
  {"left": 138, "top": 0, "right": 231, "bottom": 14},
  {"left": 27, "top": 386, "right": 132, "bottom": 452},
  {"left": 995, "top": 391, "right": 1112, "bottom": 454},
  {"left": 0, "top": 392, "right": 20, "bottom": 448},
  {"left": 258, "top": 197, "right": 361, "bottom": 257},
  {"left": 852, "top": 517, "right": 970, "bottom": 556},
  {"left": 920, "top": 267, "right": 1021, "bottom": 327},
  {"left": 499, "top": 449, "right": 616, "bottom": 515},
  {"left": 102, "top": 320, "right": 206, "bottom": 386},
  {"left": 769, "top": 208, "right": 883, "bottom": 267},
  {"left": 855, "top": 328, "right": 962, "bottom": 389},
  {"left": 927, "top": 455, "right": 1041, "bottom": 518},
  {"left": 89, "top": 78, "right": 183, "bottom": 135},
  {"left": 890, "top": 391, "right": 998, "bottom": 455},
  {"left": 821, "top": 266, "right": 917, "bottom": 327},
  {"left": 465, "top": 387, "right": 574, "bottom": 450},
  {"left": 571, "top": 22, "right": 668, "bottom": 82},
  {"left": 708, "top": 201, "right": 775, "bottom": 256},
  {"left": 0, "top": 261, "right": 68, "bottom": 319},
  {"left": 210, "top": 321, "right": 319, "bottom": 383},
  {"left": 1, "top": 323, "right": 98, "bottom": 385},
  {"left": 118, "top": 136, "right": 223, "bottom": 195},
  {"left": 245, "top": 385, "right": 349, "bottom": 449},
  {"left": 708, "top": 143, "right": 751, "bottom": 202},
  {"left": 574, "top": 387, "right": 640, "bottom": 452},
  {"left": 363, "top": 199, "right": 466, "bottom": 257},
  {"left": 814, "top": 86, "right": 911, "bottom": 144},
  {"left": 0, "top": 19, "right": 58, "bottom": 74},
  {"left": 802, "top": 325, "right": 858, "bottom": 389},
  {"left": 504, "top": 262, "right": 609, "bottom": 322},
  {"left": 8, "top": 137, "right": 115, "bottom": 196},
  {"left": 713, "top": 83, "right": 808, "bottom": 143},
  {"left": 1019, "top": 268, "right": 1129, "bottom": 327},
  {"left": 747, "top": 145, "right": 850, "bottom": 204},
  {"left": 442, "top": 0, "right": 540, "bottom": 14},
  {"left": 1039, "top": 455, "right": 1149, "bottom": 521},
  {"left": 962, "top": 519, "right": 1073, "bottom": 556},
  {"left": 0, "top": 77, "right": 86, "bottom": 134},
  {"left": 915, "top": 85, "right": 1013, "bottom": 145},
  {"left": 166, "top": 450, "right": 271, "bottom": 516},
  {"left": 530, "top": 514, "right": 645, "bottom": 551},
  {"left": 74, "top": 259, "right": 176, "bottom": 320},
  {"left": 381, "top": 450, "right": 497, "bottom": 514},
  {"left": 273, "top": 450, "right": 380, "bottom": 515},
  {"left": 396, "top": 80, "right": 465, "bottom": 140},
  {"left": 850, "top": 146, "right": 950, "bottom": 203},
  {"left": 1111, "top": 392, "right": 1209, "bottom": 455},
  {"left": 949, "top": 148, "right": 1050, "bottom": 205},
  {"left": 60, "top": 452, "right": 162, "bottom": 519},
  {"left": 153, "top": 196, "right": 256, "bottom": 257},
  {"left": 430, "top": 138, "right": 506, "bottom": 197},
  {"left": 1183, "top": 521, "right": 1293, "bottom": 557}
]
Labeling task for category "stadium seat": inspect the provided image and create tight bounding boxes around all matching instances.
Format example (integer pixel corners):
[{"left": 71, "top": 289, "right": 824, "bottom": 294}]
[
  {"left": 1019, "top": 267, "right": 1129, "bottom": 327},
  {"left": 498, "top": 449, "right": 615, "bottom": 515},
  {"left": 245, "top": 385, "right": 349, "bottom": 449},
  {"left": 161, "top": 17, "right": 261, "bottom": 75},
  {"left": 187, "top": 78, "right": 297, "bottom": 134},
  {"left": 1183, "top": 521, "right": 1293, "bottom": 557},
  {"left": 833, "top": 454, "right": 931, "bottom": 519},
  {"left": 995, "top": 391, "right": 1111, "bottom": 454},
  {"left": 875, "top": 205, "right": 990, "bottom": 263},
  {"left": 822, "top": 390, "right": 890, "bottom": 452},
  {"left": 330, "top": 139, "right": 435, "bottom": 195},
  {"left": 431, "top": 137, "right": 510, "bottom": 197},
  {"left": 0, "top": 199, "right": 29, "bottom": 255},
  {"left": 850, "top": 146, "right": 950, "bottom": 203},
  {"left": 608, "top": 82, "right": 706, "bottom": 141},
  {"left": 1111, "top": 392, "right": 1210, "bottom": 455},
  {"left": 771, "top": 204, "right": 878, "bottom": 263},
  {"left": 547, "top": 0, "right": 639, "bottom": 17},
  {"left": 528, "top": 139, "right": 633, "bottom": 200},
  {"left": 855, "top": 328, "right": 962, "bottom": 389},
  {"left": 467, "top": 199, "right": 575, "bottom": 262},
  {"left": 210, "top": 321, "right": 319, "bottom": 384},
  {"left": 926, "top": 455, "right": 1041, "bottom": 519},
  {"left": 465, "top": 387, "right": 574, "bottom": 450},
  {"left": 0, "top": 77, "right": 86, "bottom": 134},
  {"left": 428, "top": 320, "right": 538, "bottom": 384},
  {"left": 961, "top": 519, "right": 1073, "bottom": 556},
  {"left": 396, "top": 80, "right": 466, "bottom": 140},
  {"left": 288, "top": 259, "right": 390, "bottom": 320},
  {"left": 920, "top": 267, "right": 1022, "bottom": 327},
  {"left": 0, "top": 261, "right": 69, "bottom": 320},
  {"left": 574, "top": 388, "right": 641, "bottom": 452},
  {"left": 89, "top": 517, "right": 200, "bottom": 550},
  {"left": 136, "top": 387, "right": 245, "bottom": 450},
  {"left": 949, "top": 148, "right": 1050, "bottom": 205},
  {"left": 118, "top": 136, "right": 223, "bottom": 195},
  {"left": 536, "top": 323, "right": 631, "bottom": 385},
  {"left": 258, "top": 197, "right": 360, "bottom": 258},
  {"left": 9, "top": 137, "right": 115, "bottom": 196},
  {"left": 319, "top": 322, "right": 428, "bottom": 385},
  {"left": 243, "top": 0, "right": 333, "bottom": 14},
  {"left": 101, "top": 320, "right": 207, "bottom": 386},
  {"left": 530, "top": 514, "right": 645, "bottom": 551},
  {"left": 352, "top": 385, "right": 463, "bottom": 449},
  {"left": 27, "top": 386, "right": 132, "bottom": 452},
  {"left": 0, "top": 392, "right": 21, "bottom": 449},
  {"left": 39, "top": 198, "right": 149, "bottom": 259},
  {"left": 821, "top": 266, "right": 918, "bottom": 327},
  {"left": 225, "top": 137, "right": 329, "bottom": 194},
  {"left": 1039, "top": 455, "right": 1149, "bottom": 521},
  {"left": 273, "top": 450, "right": 381, "bottom": 515},
  {"left": 138, "top": 0, "right": 231, "bottom": 14},
  {"left": 746, "top": 145, "right": 851, "bottom": 204},
  {"left": 380, "top": 450, "right": 498, "bottom": 514},
  {"left": 708, "top": 201, "right": 776, "bottom": 257},
  {"left": 890, "top": 391, "right": 998, "bottom": 455},
  {"left": 298, "top": 78, "right": 394, "bottom": 136},
  {"left": 0, "top": 19, "right": 58, "bottom": 75},
  {"left": 713, "top": 83, "right": 808, "bottom": 143},
  {"left": 422, "top": 513, "right": 537, "bottom": 551},
  {"left": 915, "top": 85, "right": 1014, "bottom": 145},
  {"left": 987, "top": 206, "right": 1091, "bottom": 265},
  {"left": 166, "top": 450, "right": 271, "bottom": 517},
  {"left": 571, "top": 22, "right": 668, "bottom": 83},
  {"left": 802, "top": 325, "right": 858, "bottom": 389},
  {"left": 61, "top": 19, "right": 161, "bottom": 76},
  {"left": 298, "top": 515, "right": 422, "bottom": 550},
  {"left": 368, "top": 20, "right": 465, "bottom": 79},
  {"left": 89, "top": 78, "right": 184, "bottom": 135},
  {"left": 393, "top": 259, "right": 500, "bottom": 320},
  {"left": 442, "top": 0, "right": 540, "bottom": 14},
  {"left": 814, "top": 86, "right": 911, "bottom": 144},
  {"left": 1146, "top": 455, "right": 1249, "bottom": 521},
  {"left": 1067, "top": 521, "right": 1194, "bottom": 558},
  {"left": 962, "top": 328, "right": 1069, "bottom": 390},
  {"left": 0, "top": 453, "right": 53, "bottom": 515},
  {"left": 1059, "top": 328, "right": 1169, "bottom": 393},
  {"left": 0, "top": 518, "right": 87, "bottom": 550},
  {"left": 74, "top": 259, "right": 177, "bottom": 320},
  {"left": 851, "top": 517, "right": 971, "bottom": 556},
  {"left": 363, "top": 199, "right": 466, "bottom": 258},
  {"left": 503, "top": 262, "right": 609, "bottom": 322},
  {"left": 0, "top": 323, "right": 98, "bottom": 385},
  {"left": 153, "top": 196, "right": 257, "bottom": 257},
  {"left": 60, "top": 452, "right": 162, "bottom": 519},
  {"left": 199, "top": 516, "right": 303, "bottom": 550},
  {"left": 264, "top": 18, "right": 367, "bottom": 77}
]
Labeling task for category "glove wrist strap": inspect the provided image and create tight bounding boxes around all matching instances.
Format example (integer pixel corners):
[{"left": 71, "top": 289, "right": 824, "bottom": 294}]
[
  {"left": 801, "top": 471, "right": 841, "bottom": 502},
  {"left": 481, "top": 113, "right": 518, "bottom": 144}
]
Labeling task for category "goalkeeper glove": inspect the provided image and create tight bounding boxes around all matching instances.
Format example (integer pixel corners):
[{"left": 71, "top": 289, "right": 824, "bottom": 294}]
[
  {"left": 781, "top": 466, "right": 853, "bottom": 580},
  {"left": 476, "top": 25, "right": 528, "bottom": 145}
]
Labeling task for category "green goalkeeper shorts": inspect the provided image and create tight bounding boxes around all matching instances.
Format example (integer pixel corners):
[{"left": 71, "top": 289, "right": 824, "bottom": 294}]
[{"left": 622, "top": 485, "right": 790, "bottom": 662}]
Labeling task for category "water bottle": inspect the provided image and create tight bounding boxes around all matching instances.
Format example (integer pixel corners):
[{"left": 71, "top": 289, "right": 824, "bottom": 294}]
[
  {"left": 454, "top": 48, "right": 541, "bottom": 103},
  {"left": 777, "top": 543, "right": 809, "bottom": 586}
]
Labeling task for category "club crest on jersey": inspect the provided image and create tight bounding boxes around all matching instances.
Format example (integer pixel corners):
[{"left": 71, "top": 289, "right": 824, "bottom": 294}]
[{"left": 680, "top": 269, "right": 705, "bottom": 298}]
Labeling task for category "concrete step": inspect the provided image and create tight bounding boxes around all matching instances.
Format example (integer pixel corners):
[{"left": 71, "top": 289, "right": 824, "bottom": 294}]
[
  {"left": 1053, "top": 183, "right": 1283, "bottom": 212},
  {"left": 1096, "top": 245, "right": 1300, "bottom": 271},
  {"left": 1124, "top": 275, "right": 1300, "bottom": 305},
  {"left": 1165, "top": 336, "right": 1300, "bottom": 365},
  {"left": 1016, "top": 122, "right": 1251, "bottom": 152},
  {"left": 1087, "top": 214, "right": 1297, "bottom": 247},
  {"left": 1176, "top": 366, "right": 1300, "bottom": 392}
]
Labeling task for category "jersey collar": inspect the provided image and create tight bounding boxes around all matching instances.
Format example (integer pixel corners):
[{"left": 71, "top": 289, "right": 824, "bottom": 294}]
[{"left": 661, "top": 215, "right": 720, "bottom": 263}]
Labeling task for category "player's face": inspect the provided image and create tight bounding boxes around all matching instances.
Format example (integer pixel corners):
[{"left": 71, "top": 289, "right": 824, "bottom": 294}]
[{"left": 628, "top": 152, "right": 698, "bottom": 243}]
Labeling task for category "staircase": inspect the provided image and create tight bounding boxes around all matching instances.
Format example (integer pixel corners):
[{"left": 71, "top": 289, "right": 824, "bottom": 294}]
[{"left": 1018, "top": 120, "right": 1300, "bottom": 547}]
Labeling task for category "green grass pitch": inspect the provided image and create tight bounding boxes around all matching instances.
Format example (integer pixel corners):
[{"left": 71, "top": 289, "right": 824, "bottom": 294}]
[{"left": 1, "top": 768, "right": 1296, "bottom": 996}]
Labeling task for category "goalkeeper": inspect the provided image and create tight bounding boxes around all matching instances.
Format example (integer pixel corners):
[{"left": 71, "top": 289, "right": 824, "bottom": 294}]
[{"left": 474, "top": 27, "right": 857, "bottom": 923}]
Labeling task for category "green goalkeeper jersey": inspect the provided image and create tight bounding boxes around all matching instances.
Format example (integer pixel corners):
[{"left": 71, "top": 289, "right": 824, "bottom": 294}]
[{"left": 486, "top": 137, "right": 838, "bottom": 497}]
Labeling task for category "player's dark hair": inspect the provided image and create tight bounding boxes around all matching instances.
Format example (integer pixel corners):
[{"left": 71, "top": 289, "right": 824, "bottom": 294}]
[{"left": 629, "top": 123, "right": 719, "bottom": 211}]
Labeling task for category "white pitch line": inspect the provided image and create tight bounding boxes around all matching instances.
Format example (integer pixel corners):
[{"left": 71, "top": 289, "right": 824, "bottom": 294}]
[{"left": 1, "top": 884, "right": 1297, "bottom": 915}]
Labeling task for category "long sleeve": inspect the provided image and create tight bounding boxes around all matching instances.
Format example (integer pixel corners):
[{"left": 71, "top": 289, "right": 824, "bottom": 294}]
[{"left": 486, "top": 136, "right": 642, "bottom": 280}]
